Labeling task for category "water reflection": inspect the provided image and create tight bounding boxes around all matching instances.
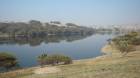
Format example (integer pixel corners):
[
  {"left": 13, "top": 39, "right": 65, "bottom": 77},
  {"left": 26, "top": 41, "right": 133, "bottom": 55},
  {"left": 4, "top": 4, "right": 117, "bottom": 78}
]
[
  {"left": 0, "top": 34, "right": 92, "bottom": 46},
  {"left": 0, "top": 32, "right": 119, "bottom": 68}
]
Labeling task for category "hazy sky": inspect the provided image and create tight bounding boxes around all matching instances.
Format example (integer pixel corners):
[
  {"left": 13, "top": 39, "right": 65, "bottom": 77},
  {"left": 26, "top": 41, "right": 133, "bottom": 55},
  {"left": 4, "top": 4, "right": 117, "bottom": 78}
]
[{"left": 0, "top": 0, "right": 140, "bottom": 25}]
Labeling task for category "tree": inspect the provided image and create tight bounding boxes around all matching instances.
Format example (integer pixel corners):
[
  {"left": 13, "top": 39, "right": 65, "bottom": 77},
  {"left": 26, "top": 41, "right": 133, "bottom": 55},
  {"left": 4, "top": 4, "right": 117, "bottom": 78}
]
[{"left": 0, "top": 20, "right": 95, "bottom": 37}]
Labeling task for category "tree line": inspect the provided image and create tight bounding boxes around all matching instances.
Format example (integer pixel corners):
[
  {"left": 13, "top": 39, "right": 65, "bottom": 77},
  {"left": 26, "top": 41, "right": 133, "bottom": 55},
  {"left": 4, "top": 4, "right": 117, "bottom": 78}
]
[{"left": 0, "top": 20, "right": 95, "bottom": 38}]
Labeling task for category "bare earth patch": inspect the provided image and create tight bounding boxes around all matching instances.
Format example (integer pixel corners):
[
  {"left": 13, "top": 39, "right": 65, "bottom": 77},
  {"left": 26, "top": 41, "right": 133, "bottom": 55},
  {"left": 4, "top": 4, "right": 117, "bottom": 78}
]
[{"left": 34, "top": 67, "right": 61, "bottom": 74}]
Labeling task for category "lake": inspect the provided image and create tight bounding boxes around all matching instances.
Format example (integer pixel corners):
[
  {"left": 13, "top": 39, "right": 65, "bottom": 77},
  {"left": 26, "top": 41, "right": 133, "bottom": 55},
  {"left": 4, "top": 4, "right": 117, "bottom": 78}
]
[{"left": 0, "top": 33, "right": 116, "bottom": 67}]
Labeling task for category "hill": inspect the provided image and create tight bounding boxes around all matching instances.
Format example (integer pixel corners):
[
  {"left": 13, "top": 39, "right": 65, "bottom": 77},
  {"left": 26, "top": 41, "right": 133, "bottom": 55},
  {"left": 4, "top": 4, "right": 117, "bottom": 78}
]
[{"left": 0, "top": 20, "right": 94, "bottom": 38}]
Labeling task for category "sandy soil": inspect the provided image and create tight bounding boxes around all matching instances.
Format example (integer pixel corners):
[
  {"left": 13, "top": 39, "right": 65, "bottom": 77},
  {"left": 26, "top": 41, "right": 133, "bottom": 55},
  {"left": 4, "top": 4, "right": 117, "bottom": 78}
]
[{"left": 34, "top": 67, "right": 61, "bottom": 74}]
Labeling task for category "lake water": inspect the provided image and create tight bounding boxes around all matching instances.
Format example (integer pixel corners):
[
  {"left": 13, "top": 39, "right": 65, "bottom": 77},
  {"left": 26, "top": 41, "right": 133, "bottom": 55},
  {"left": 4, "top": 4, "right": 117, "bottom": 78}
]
[{"left": 0, "top": 34, "right": 116, "bottom": 67}]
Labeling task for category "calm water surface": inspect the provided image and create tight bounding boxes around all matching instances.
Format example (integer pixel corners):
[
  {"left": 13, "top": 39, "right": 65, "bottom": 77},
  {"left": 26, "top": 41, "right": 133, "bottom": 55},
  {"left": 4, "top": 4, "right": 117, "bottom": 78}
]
[{"left": 0, "top": 34, "right": 116, "bottom": 67}]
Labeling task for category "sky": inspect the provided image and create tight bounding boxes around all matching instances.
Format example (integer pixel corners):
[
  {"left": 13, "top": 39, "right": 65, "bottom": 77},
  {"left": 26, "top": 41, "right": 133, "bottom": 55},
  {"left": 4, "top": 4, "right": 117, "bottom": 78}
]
[{"left": 0, "top": 0, "right": 140, "bottom": 26}]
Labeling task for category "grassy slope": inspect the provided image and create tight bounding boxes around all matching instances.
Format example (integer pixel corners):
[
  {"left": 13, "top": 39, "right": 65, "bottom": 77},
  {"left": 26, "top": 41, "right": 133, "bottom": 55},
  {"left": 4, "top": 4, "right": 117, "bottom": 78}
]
[{"left": 1, "top": 45, "right": 140, "bottom": 78}]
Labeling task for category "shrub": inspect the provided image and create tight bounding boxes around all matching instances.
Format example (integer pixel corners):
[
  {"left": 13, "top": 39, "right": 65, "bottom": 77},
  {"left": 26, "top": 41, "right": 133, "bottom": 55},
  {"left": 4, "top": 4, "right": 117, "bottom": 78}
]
[
  {"left": 37, "top": 54, "right": 48, "bottom": 67},
  {"left": 37, "top": 54, "right": 72, "bottom": 66},
  {"left": 0, "top": 52, "right": 18, "bottom": 71},
  {"left": 112, "top": 32, "right": 140, "bottom": 45},
  {"left": 116, "top": 41, "right": 135, "bottom": 55},
  {"left": 111, "top": 32, "right": 139, "bottom": 55},
  {"left": 130, "top": 36, "right": 140, "bottom": 45}
]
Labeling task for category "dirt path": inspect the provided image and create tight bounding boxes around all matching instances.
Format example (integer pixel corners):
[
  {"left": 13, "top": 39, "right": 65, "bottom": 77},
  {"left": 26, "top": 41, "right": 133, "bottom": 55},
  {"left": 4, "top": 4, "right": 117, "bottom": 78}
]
[{"left": 34, "top": 67, "right": 61, "bottom": 74}]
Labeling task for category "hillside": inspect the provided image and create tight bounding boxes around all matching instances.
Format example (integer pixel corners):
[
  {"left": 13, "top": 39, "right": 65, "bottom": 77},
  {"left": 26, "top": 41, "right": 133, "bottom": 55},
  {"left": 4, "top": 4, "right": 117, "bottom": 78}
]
[{"left": 0, "top": 20, "right": 94, "bottom": 37}]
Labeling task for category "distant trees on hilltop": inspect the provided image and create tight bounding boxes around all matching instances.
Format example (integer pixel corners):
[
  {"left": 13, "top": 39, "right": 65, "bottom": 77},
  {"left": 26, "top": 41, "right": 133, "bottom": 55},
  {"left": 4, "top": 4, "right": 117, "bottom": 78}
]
[{"left": 0, "top": 20, "right": 95, "bottom": 37}]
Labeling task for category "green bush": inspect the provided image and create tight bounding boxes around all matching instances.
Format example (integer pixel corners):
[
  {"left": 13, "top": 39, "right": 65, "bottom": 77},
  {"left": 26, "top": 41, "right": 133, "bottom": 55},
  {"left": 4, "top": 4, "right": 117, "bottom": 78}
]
[
  {"left": 0, "top": 52, "right": 18, "bottom": 71},
  {"left": 0, "top": 53, "right": 16, "bottom": 60},
  {"left": 37, "top": 54, "right": 72, "bottom": 66},
  {"left": 37, "top": 54, "right": 48, "bottom": 67}
]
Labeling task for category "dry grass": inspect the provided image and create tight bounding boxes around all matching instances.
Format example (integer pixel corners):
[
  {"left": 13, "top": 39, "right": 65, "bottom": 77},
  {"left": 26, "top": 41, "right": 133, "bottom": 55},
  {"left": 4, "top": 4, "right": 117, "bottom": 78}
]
[
  {"left": 0, "top": 68, "right": 34, "bottom": 78},
  {"left": 34, "top": 66, "right": 61, "bottom": 74}
]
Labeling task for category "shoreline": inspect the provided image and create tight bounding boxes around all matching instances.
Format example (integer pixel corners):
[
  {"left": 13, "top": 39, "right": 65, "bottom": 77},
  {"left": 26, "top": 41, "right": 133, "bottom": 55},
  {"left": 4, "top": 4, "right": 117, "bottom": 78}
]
[
  {"left": 74, "top": 44, "right": 112, "bottom": 62},
  {"left": 1, "top": 44, "right": 140, "bottom": 78},
  {"left": 0, "top": 44, "right": 121, "bottom": 74},
  {"left": 1, "top": 44, "right": 110, "bottom": 73},
  {"left": 2, "top": 29, "right": 140, "bottom": 78},
  {"left": 22, "top": 44, "right": 112, "bottom": 68}
]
